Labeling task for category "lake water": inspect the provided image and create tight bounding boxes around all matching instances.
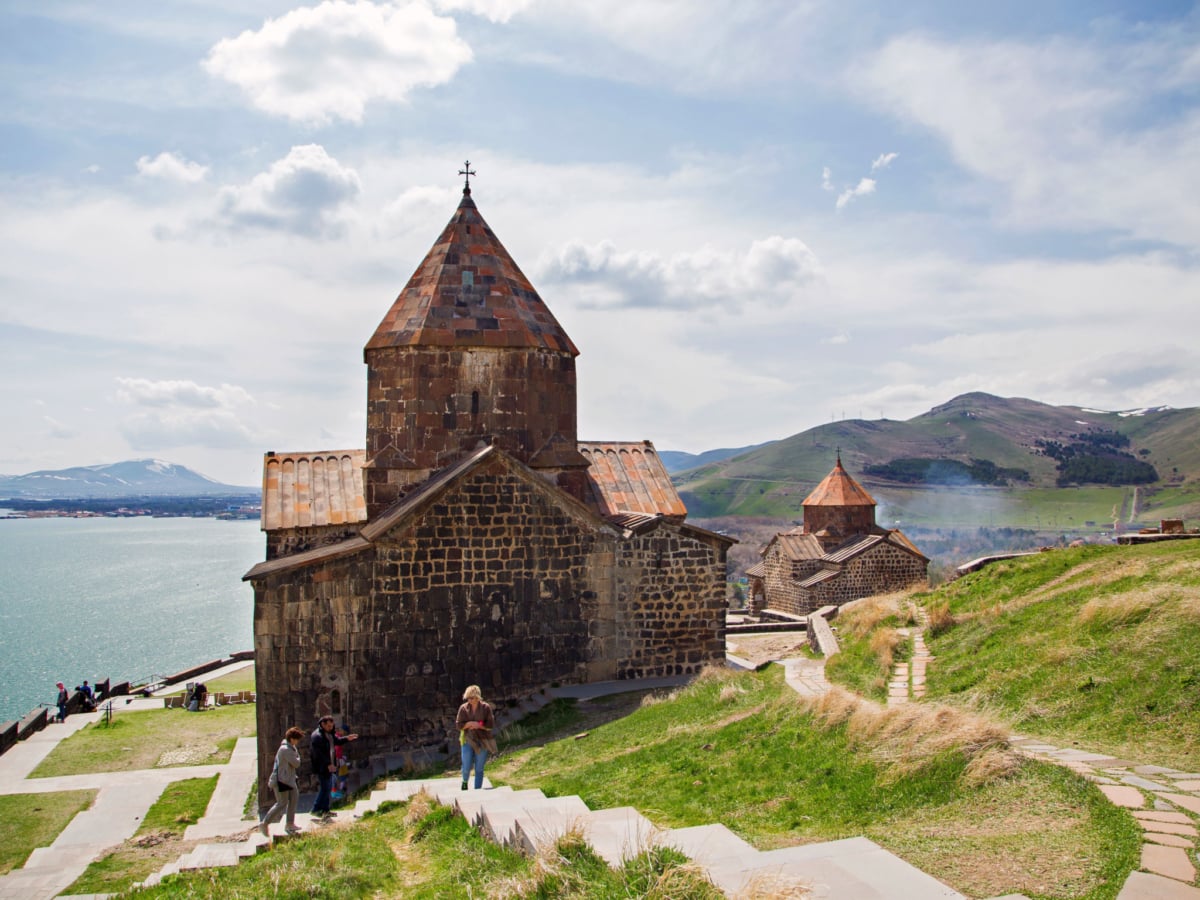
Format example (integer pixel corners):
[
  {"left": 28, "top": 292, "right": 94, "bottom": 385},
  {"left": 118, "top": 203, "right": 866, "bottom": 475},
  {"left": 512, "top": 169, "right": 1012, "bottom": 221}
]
[{"left": 0, "top": 515, "right": 264, "bottom": 722}]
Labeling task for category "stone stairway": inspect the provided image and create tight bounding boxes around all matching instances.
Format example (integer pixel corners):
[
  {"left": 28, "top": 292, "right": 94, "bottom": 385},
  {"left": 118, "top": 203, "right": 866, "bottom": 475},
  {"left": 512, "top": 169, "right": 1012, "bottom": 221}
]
[{"left": 345, "top": 776, "right": 967, "bottom": 898}]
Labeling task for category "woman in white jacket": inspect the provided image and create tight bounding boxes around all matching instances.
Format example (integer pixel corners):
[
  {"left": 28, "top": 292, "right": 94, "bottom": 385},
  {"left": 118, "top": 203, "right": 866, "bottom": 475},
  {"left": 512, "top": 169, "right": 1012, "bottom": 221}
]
[{"left": 260, "top": 726, "right": 304, "bottom": 836}]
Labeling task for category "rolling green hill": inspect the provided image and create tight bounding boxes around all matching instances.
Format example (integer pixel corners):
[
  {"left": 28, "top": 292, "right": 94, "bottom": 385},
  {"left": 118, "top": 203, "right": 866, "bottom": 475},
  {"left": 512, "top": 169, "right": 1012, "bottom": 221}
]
[{"left": 676, "top": 392, "right": 1200, "bottom": 531}]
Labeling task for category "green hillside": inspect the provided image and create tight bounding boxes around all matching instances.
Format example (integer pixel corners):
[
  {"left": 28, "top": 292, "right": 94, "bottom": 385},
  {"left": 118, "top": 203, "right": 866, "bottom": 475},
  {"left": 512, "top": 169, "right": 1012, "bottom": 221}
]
[
  {"left": 827, "top": 541, "right": 1200, "bottom": 770},
  {"left": 676, "top": 393, "right": 1200, "bottom": 530}
]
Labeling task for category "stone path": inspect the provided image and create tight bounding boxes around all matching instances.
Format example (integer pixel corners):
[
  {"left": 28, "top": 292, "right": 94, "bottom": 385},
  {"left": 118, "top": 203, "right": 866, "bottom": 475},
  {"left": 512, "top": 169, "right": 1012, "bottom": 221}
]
[
  {"left": 0, "top": 662, "right": 257, "bottom": 900},
  {"left": 1010, "top": 738, "right": 1200, "bottom": 898}
]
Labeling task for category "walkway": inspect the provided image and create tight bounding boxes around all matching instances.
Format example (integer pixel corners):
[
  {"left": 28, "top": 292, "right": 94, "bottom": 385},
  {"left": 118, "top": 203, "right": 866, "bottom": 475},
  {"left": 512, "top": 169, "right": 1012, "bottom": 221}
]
[{"left": 0, "top": 661, "right": 257, "bottom": 900}]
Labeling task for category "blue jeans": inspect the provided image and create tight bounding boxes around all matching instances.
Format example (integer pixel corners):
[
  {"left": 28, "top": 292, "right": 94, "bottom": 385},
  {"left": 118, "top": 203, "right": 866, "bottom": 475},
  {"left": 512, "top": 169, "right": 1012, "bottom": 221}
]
[
  {"left": 313, "top": 769, "right": 333, "bottom": 813},
  {"left": 461, "top": 743, "right": 488, "bottom": 788}
]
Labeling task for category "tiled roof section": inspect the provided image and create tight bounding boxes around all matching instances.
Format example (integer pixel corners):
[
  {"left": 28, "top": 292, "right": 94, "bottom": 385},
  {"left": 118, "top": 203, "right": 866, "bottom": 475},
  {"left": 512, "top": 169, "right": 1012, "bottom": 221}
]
[
  {"left": 885, "top": 529, "right": 930, "bottom": 561},
  {"left": 802, "top": 457, "right": 877, "bottom": 508},
  {"left": 798, "top": 568, "right": 841, "bottom": 589},
  {"left": 366, "top": 191, "right": 578, "bottom": 355},
  {"left": 775, "top": 531, "right": 824, "bottom": 561},
  {"left": 606, "top": 511, "right": 663, "bottom": 532},
  {"left": 822, "top": 533, "right": 884, "bottom": 563},
  {"left": 745, "top": 561, "right": 766, "bottom": 578},
  {"left": 262, "top": 450, "right": 367, "bottom": 532},
  {"left": 578, "top": 441, "right": 688, "bottom": 519},
  {"left": 244, "top": 536, "right": 371, "bottom": 581}
]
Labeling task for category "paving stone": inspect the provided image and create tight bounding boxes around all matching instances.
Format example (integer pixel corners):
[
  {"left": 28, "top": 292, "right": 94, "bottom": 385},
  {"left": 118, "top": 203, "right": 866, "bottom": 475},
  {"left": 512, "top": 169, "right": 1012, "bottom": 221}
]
[
  {"left": 1173, "top": 781, "right": 1200, "bottom": 792},
  {"left": 1141, "top": 843, "right": 1197, "bottom": 883},
  {"left": 1158, "top": 793, "right": 1200, "bottom": 815},
  {"left": 1134, "top": 810, "right": 1195, "bottom": 826},
  {"left": 753, "top": 836, "right": 965, "bottom": 899},
  {"left": 1143, "top": 831, "right": 1194, "bottom": 849},
  {"left": 454, "top": 786, "right": 516, "bottom": 824},
  {"left": 1136, "top": 765, "right": 1183, "bottom": 776},
  {"left": 180, "top": 844, "right": 241, "bottom": 869},
  {"left": 1099, "top": 785, "right": 1146, "bottom": 808},
  {"left": 1132, "top": 820, "right": 1198, "bottom": 838},
  {"left": 1117, "top": 870, "right": 1200, "bottom": 899},
  {"left": 661, "top": 823, "right": 756, "bottom": 868},
  {"left": 511, "top": 796, "right": 591, "bottom": 854},
  {"left": 580, "top": 807, "right": 661, "bottom": 867},
  {"left": 1164, "top": 773, "right": 1200, "bottom": 781},
  {"left": 1122, "top": 775, "right": 1174, "bottom": 791}
]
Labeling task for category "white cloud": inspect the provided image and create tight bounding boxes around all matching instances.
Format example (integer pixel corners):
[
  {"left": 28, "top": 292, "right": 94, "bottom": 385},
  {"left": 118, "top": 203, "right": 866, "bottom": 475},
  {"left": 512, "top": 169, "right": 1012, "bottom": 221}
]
[
  {"left": 538, "top": 235, "right": 822, "bottom": 310},
  {"left": 871, "top": 152, "right": 898, "bottom": 171},
  {"left": 44, "top": 415, "right": 76, "bottom": 439},
  {"left": 215, "top": 144, "right": 361, "bottom": 238},
  {"left": 115, "top": 377, "right": 257, "bottom": 450},
  {"left": 137, "top": 151, "right": 209, "bottom": 183},
  {"left": 821, "top": 166, "right": 834, "bottom": 191},
  {"left": 836, "top": 177, "right": 875, "bottom": 209},
  {"left": 822, "top": 332, "right": 850, "bottom": 345},
  {"left": 204, "top": 0, "right": 473, "bottom": 125},
  {"left": 433, "top": 0, "right": 533, "bottom": 23},
  {"left": 84, "top": 164, "right": 101, "bottom": 174},
  {"left": 115, "top": 377, "right": 253, "bottom": 409},
  {"left": 856, "top": 31, "right": 1200, "bottom": 248}
]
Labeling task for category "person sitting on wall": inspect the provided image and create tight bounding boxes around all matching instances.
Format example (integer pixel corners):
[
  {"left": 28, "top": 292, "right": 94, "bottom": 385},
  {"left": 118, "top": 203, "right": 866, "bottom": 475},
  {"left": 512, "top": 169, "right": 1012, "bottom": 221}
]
[
  {"left": 310, "top": 716, "right": 358, "bottom": 820},
  {"left": 78, "top": 681, "right": 95, "bottom": 712}
]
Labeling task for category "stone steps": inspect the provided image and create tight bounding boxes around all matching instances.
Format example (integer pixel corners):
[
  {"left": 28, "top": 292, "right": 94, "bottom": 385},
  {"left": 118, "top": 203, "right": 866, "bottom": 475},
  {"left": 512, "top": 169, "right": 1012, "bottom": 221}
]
[{"left": 344, "top": 776, "right": 968, "bottom": 898}]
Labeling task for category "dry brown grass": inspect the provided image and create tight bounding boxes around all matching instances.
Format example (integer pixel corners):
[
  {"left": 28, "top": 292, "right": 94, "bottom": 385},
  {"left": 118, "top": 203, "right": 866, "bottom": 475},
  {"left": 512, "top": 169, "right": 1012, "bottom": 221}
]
[
  {"left": 925, "top": 601, "right": 956, "bottom": 637},
  {"left": 868, "top": 628, "right": 902, "bottom": 672},
  {"left": 806, "top": 686, "right": 1014, "bottom": 784},
  {"left": 734, "top": 872, "right": 812, "bottom": 898},
  {"left": 402, "top": 790, "right": 435, "bottom": 826},
  {"left": 838, "top": 591, "right": 914, "bottom": 638}
]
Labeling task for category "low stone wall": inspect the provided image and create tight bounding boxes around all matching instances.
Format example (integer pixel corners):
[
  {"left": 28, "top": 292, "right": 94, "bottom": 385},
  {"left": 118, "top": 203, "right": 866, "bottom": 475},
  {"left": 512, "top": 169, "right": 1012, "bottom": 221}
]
[
  {"left": 17, "top": 707, "right": 47, "bottom": 741},
  {"left": 807, "top": 605, "right": 841, "bottom": 657},
  {"left": 0, "top": 720, "right": 17, "bottom": 756}
]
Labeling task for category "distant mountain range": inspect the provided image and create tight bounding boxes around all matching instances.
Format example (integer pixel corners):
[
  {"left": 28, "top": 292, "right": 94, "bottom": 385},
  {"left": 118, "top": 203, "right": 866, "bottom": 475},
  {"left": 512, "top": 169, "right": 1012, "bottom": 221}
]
[
  {"left": 657, "top": 444, "right": 772, "bottom": 474},
  {"left": 672, "top": 392, "right": 1200, "bottom": 529},
  {"left": 0, "top": 459, "right": 257, "bottom": 500}
]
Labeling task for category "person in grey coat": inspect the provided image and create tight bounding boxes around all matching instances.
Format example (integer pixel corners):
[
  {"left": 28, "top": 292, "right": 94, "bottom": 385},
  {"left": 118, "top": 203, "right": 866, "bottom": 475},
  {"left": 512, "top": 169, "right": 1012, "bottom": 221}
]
[{"left": 260, "top": 726, "right": 305, "bottom": 836}]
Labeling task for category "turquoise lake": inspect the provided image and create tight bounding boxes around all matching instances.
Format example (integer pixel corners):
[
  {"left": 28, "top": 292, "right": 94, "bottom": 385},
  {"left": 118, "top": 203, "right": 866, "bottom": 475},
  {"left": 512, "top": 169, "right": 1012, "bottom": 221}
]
[{"left": 0, "top": 515, "right": 263, "bottom": 722}]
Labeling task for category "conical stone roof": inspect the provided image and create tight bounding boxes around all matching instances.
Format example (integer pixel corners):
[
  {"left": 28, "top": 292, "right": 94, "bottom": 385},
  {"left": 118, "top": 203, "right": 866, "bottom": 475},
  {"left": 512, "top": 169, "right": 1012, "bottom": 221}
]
[
  {"left": 366, "top": 189, "right": 577, "bottom": 355},
  {"left": 802, "top": 456, "right": 877, "bottom": 507}
]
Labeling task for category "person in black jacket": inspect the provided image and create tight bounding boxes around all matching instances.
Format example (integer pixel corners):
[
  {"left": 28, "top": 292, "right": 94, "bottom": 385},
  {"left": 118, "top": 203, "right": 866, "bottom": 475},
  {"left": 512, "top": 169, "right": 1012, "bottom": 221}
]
[{"left": 310, "top": 716, "right": 358, "bottom": 818}]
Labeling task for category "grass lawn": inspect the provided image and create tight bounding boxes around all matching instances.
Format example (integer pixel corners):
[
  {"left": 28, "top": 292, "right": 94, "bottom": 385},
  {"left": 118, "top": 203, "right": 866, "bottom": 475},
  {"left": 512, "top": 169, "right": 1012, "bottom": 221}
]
[
  {"left": 159, "top": 664, "right": 256, "bottom": 700},
  {"left": 31, "top": 704, "right": 256, "bottom": 777},
  {"left": 132, "top": 794, "right": 718, "bottom": 899},
  {"left": 63, "top": 776, "right": 218, "bottom": 896},
  {"left": 921, "top": 541, "right": 1200, "bottom": 769},
  {"left": 0, "top": 790, "right": 96, "bottom": 876},
  {"left": 493, "top": 667, "right": 1140, "bottom": 900}
]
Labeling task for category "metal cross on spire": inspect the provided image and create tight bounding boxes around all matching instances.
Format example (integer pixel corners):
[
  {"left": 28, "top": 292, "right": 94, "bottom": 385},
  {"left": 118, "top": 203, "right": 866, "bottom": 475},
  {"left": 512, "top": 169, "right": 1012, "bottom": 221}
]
[{"left": 458, "top": 160, "right": 476, "bottom": 194}]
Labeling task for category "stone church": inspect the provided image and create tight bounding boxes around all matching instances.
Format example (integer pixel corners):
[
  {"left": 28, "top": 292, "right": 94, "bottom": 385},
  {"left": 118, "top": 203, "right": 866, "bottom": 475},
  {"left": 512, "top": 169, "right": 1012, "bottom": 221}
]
[
  {"left": 746, "top": 455, "right": 928, "bottom": 615},
  {"left": 244, "top": 178, "right": 733, "bottom": 793}
]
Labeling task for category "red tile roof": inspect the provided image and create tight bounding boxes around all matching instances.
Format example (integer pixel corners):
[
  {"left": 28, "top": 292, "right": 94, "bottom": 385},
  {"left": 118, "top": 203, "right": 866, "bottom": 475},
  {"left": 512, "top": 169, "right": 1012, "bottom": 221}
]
[
  {"left": 261, "top": 439, "right": 690, "bottom": 533},
  {"left": 579, "top": 441, "right": 688, "bottom": 519},
  {"left": 261, "top": 450, "right": 367, "bottom": 531},
  {"left": 365, "top": 190, "right": 577, "bottom": 355},
  {"left": 802, "top": 457, "right": 877, "bottom": 508}
]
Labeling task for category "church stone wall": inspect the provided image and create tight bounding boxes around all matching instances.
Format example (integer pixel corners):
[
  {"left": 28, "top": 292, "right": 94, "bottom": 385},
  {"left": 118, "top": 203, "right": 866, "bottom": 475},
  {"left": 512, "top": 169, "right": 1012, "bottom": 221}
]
[
  {"left": 803, "top": 543, "right": 926, "bottom": 608},
  {"left": 266, "top": 523, "right": 363, "bottom": 560},
  {"left": 365, "top": 346, "right": 578, "bottom": 517},
  {"left": 254, "top": 454, "right": 615, "bottom": 801},
  {"left": 613, "top": 525, "right": 728, "bottom": 679}
]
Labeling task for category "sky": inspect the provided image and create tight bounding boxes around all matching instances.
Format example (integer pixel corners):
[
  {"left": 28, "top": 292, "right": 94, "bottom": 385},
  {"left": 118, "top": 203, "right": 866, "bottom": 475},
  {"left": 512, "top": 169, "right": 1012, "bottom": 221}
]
[{"left": 2, "top": 1, "right": 1199, "bottom": 487}]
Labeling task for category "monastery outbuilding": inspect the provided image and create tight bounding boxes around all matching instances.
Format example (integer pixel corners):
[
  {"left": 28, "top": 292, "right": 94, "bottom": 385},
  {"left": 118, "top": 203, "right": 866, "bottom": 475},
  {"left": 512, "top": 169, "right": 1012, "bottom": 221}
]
[
  {"left": 746, "top": 455, "right": 928, "bottom": 616},
  {"left": 244, "top": 175, "right": 733, "bottom": 798}
]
